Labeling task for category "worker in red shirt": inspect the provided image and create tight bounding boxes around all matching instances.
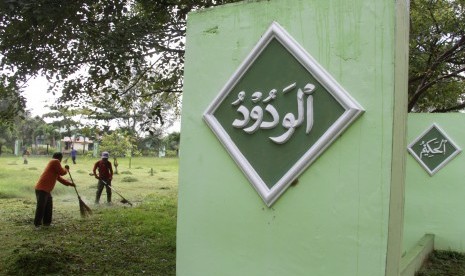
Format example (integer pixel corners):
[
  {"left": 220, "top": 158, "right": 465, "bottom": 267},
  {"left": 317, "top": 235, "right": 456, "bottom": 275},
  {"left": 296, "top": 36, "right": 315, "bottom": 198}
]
[
  {"left": 93, "top": 151, "right": 114, "bottom": 204},
  {"left": 34, "top": 152, "right": 75, "bottom": 227}
]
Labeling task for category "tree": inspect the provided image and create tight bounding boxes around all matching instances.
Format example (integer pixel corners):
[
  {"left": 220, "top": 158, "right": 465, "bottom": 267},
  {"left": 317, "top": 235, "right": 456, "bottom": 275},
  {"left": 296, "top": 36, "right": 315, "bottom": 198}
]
[
  {"left": 164, "top": 131, "right": 180, "bottom": 156},
  {"left": 99, "top": 131, "right": 140, "bottom": 173},
  {"left": 5, "top": 1, "right": 462, "bottom": 114},
  {"left": 85, "top": 79, "right": 179, "bottom": 136},
  {"left": 78, "top": 126, "right": 95, "bottom": 154},
  {"left": 409, "top": 0, "right": 465, "bottom": 112},
  {"left": 0, "top": 122, "right": 14, "bottom": 155},
  {"left": 33, "top": 124, "right": 60, "bottom": 155},
  {"left": 43, "top": 107, "right": 91, "bottom": 152},
  {"left": 0, "top": 0, "right": 240, "bottom": 123},
  {"left": 15, "top": 114, "right": 45, "bottom": 153},
  {"left": 0, "top": 80, "right": 25, "bottom": 125}
]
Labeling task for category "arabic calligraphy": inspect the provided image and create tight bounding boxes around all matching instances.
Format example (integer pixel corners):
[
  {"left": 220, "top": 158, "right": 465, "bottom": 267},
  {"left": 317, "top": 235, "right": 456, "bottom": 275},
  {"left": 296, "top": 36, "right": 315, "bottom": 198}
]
[
  {"left": 232, "top": 82, "right": 316, "bottom": 144},
  {"left": 419, "top": 138, "right": 448, "bottom": 159}
]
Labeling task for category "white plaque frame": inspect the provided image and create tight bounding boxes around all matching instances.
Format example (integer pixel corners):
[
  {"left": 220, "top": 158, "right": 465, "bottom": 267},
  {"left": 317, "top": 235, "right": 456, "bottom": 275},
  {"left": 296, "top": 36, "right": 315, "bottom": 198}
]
[
  {"left": 407, "top": 123, "right": 462, "bottom": 176},
  {"left": 203, "top": 21, "right": 364, "bottom": 206}
]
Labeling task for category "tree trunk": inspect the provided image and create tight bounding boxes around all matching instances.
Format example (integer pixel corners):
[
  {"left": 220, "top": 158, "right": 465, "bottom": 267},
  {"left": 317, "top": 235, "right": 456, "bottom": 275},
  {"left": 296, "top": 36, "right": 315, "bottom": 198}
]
[
  {"left": 114, "top": 158, "right": 119, "bottom": 174},
  {"left": 33, "top": 135, "right": 37, "bottom": 154}
]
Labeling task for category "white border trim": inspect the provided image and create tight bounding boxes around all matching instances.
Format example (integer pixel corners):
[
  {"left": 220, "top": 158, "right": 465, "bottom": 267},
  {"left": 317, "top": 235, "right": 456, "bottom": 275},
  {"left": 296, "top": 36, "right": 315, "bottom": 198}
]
[
  {"left": 407, "top": 123, "right": 462, "bottom": 176},
  {"left": 203, "top": 21, "right": 364, "bottom": 206}
]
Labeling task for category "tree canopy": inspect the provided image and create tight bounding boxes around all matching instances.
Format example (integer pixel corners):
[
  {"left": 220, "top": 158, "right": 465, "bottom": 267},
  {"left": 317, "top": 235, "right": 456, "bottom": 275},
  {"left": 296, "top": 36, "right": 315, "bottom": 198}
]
[
  {"left": 409, "top": 0, "right": 465, "bottom": 112},
  {"left": 0, "top": 0, "right": 464, "bottom": 122},
  {"left": 0, "top": 81, "right": 24, "bottom": 126},
  {"left": 0, "top": 0, "right": 239, "bottom": 125}
]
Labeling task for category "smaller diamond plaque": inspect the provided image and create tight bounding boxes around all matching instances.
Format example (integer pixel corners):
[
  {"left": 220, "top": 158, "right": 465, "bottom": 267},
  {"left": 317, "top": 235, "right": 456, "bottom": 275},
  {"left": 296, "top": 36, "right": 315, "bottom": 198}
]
[{"left": 408, "top": 123, "right": 461, "bottom": 176}]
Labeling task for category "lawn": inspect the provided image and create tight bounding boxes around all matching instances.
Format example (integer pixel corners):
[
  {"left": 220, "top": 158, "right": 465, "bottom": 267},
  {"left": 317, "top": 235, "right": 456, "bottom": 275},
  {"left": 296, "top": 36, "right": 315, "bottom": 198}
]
[
  {"left": 2, "top": 154, "right": 463, "bottom": 275},
  {"left": 0, "top": 155, "right": 178, "bottom": 275}
]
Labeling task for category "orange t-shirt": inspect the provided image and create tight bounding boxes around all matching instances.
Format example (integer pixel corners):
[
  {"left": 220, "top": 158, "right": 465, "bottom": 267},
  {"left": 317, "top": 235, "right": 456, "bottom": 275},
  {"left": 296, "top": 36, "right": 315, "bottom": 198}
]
[{"left": 35, "top": 159, "right": 70, "bottom": 193}]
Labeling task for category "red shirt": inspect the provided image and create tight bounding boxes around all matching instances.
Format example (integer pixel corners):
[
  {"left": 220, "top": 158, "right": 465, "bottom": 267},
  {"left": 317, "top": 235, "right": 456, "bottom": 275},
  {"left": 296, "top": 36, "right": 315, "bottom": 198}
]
[
  {"left": 93, "top": 159, "right": 113, "bottom": 180},
  {"left": 35, "top": 159, "right": 71, "bottom": 193}
]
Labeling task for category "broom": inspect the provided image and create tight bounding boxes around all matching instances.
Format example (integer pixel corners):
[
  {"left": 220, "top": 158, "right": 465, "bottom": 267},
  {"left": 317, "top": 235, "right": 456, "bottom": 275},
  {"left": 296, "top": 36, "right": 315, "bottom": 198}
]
[
  {"left": 68, "top": 170, "right": 92, "bottom": 217},
  {"left": 100, "top": 179, "right": 133, "bottom": 206},
  {"left": 89, "top": 173, "right": 132, "bottom": 206}
]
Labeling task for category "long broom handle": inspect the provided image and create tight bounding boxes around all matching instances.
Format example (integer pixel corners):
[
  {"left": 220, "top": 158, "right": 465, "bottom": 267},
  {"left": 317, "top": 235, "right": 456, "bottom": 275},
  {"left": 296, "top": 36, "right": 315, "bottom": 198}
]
[
  {"left": 68, "top": 170, "right": 92, "bottom": 217},
  {"left": 100, "top": 179, "right": 126, "bottom": 199},
  {"left": 67, "top": 170, "right": 81, "bottom": 197},
  {"left": 99, "top": 178, "right": 132, "bottom": 205}
]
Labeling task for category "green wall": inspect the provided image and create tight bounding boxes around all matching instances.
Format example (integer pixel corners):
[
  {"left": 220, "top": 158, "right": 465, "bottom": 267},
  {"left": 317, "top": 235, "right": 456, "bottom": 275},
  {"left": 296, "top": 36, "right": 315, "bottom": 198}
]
[
  {"left": 177, "top": 0, "right": 408, "bottom": 275},
  {"left": 404, "top": 114, "right": 465, "bottom": 253}
]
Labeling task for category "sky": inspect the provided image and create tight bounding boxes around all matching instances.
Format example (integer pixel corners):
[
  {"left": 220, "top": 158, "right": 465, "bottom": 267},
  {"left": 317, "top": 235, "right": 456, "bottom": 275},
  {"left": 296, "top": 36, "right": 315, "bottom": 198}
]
[
  {"left": 23, "top": 76, "right": 54, "bottom": 118},
  {"left": 23, "top": 76, "right": 181, "bottom": 133}
]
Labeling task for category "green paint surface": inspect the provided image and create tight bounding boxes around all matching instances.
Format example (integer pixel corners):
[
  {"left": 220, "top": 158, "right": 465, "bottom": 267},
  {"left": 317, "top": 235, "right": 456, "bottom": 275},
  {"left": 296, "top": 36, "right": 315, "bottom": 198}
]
[
  {"left": 386, "top": 0, "right": 409, "bottom": 274},
  {"left": 403, "top": 114, "right": 465, "bottom": 254},
  {"left": 177, "top": 0, "right": 407, "bottom": 275}
]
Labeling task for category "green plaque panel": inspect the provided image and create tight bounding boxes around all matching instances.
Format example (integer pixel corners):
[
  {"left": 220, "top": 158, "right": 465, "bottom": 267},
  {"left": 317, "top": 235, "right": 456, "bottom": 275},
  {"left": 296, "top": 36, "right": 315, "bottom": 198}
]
[
  {"left": 204, "top": 22, "right": 364, "bottom": 206},
  {"left": 408, "top": 123, "right": 461, "bottom": 176}
]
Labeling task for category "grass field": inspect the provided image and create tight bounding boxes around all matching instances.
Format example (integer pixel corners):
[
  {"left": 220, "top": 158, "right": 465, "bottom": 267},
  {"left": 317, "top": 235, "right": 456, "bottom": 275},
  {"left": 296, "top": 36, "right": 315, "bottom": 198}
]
[
  {"left": 0, "top": 155, "right": 177, "bottom": 275},
  {"left": 1, "top": 155, "right": 463, "bottom": 275}
]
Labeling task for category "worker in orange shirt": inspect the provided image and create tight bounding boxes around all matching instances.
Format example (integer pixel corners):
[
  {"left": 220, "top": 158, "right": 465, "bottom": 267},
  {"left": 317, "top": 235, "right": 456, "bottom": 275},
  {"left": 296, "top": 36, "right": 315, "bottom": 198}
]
[{"left": 34, "top": 152, "right": 75, "bottom": 228}]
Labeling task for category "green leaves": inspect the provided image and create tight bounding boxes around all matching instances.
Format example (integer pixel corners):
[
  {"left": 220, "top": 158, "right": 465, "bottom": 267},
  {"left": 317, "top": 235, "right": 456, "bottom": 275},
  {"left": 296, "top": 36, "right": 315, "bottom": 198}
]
[
  {"left": 0, "top": 1, "right": 242, "bottom": 121},
  {"left": 100, "top": 131, "right": 140, "bottom": 158},
  {"left": 0, "top": 81, "right": 25, "bottom": 126},
  {"left": 409, "top": 0, "right": 465, "bottom": 112}
]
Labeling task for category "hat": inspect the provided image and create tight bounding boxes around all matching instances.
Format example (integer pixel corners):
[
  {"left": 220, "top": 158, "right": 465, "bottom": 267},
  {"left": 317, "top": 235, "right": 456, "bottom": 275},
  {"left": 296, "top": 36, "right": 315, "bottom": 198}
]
[{"left": 101, "top": 152, "right": 109, "bottom": 158}]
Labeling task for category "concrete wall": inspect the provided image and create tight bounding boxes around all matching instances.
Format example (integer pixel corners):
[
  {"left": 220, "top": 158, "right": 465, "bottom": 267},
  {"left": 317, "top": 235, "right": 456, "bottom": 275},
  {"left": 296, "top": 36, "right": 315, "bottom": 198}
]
[
  {"left": 403, "top": 113, "right": 465, "bottom": 253},
  {"left": 177, "top": 0, "right": 408, "bottom": 275}
]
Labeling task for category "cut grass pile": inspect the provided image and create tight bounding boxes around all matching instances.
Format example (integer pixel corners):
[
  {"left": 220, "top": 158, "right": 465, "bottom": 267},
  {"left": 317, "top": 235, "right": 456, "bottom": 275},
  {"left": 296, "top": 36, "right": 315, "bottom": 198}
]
[
  {"left": 0, "top": 155, "right": 178, "bottom": 275},
  {"left": 416, "top": 250, "right": 465, "bottom": 276}
]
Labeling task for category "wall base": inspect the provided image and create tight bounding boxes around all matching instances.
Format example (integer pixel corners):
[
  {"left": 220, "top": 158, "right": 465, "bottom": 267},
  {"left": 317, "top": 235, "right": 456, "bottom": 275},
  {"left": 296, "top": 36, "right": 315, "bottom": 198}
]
[{"left": 400, "top": 234, "right": 434, "bottom": 276}]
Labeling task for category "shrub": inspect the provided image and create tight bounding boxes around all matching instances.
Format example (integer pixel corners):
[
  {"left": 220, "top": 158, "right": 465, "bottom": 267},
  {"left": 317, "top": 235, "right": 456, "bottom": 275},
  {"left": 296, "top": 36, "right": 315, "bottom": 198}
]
[
  {"left": 165, "top": 150, "right": 178, "bottom": 158},
  {"left": 1, "top": 146, "right": 14, "bottom": 154},
  {"left": 121, "top": 176, "right": 138, "bottom": 183}
]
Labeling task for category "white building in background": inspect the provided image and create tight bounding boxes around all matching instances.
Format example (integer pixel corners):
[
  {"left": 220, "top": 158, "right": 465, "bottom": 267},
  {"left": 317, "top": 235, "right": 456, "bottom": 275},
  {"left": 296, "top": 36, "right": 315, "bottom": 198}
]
[{"left": 61, "top": 136, "right": 94, "bottom": 153}]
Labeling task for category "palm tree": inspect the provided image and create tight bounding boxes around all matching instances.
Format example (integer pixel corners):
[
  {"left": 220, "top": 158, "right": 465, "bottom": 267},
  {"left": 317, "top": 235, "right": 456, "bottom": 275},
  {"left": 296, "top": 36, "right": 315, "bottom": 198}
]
[
  {"left": 42, "top": 125, "right": 60, "bottom": 154},
  {"left": 19, "top": 116, "right": 44, "bottom": 154}
]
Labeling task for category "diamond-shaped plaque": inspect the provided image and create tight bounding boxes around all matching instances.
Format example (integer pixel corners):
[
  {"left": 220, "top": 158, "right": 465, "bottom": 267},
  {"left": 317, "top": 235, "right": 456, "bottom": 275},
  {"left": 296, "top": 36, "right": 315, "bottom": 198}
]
[
  {"left": 203, "top": 22, "right": 364, "bottom": 206},
  {"left": 408, "top": 123, "right": 461, "bottom": 176}
]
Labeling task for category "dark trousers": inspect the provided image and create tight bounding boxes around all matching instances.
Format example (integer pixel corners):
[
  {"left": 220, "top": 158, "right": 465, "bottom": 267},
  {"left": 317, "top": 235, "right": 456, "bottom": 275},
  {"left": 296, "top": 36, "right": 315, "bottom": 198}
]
[
  {"left": 34, "top": 190, "right": 53, "bottom": 226},
  {"left": 72, "top": 156, "right": 76, "bottom": 164},
  {"left": 96, "top": 179, "right": 112, "bottom": 203}
]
